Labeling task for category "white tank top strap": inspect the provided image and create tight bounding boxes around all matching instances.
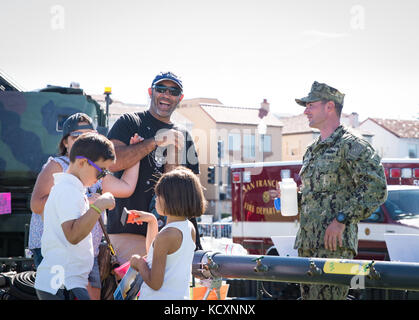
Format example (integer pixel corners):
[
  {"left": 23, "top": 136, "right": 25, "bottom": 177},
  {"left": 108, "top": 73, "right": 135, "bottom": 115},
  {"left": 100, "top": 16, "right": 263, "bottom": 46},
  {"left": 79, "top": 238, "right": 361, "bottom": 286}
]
[
  {"left": 139, "top": 219, "right": 195, "bottom": 300},
  {"left": 160, "top": 219, "right": 193, "bottom": 235},
  {"left": 49, "top": 155, "right": 70, "bottom": 172}
]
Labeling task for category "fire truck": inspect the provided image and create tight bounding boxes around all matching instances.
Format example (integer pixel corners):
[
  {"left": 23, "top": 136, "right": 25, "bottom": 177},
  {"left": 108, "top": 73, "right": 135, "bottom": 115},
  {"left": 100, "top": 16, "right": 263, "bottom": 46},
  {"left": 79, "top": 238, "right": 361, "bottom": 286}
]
[{"left": 230, "top": 158, "right": 419, "bottom": 260}]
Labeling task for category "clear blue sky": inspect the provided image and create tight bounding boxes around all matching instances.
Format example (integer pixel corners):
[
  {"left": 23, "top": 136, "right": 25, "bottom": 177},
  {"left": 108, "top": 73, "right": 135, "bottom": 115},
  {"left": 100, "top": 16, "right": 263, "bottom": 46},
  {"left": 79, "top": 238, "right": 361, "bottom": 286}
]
[{"left": 1, "top": 0, "right": 418, "bottom": 121}]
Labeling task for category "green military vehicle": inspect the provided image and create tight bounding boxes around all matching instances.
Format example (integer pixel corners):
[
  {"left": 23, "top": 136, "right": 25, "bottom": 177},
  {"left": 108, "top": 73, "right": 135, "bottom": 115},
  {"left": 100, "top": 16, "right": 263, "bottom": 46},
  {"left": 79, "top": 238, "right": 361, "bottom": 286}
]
[{"left": 0, "top": 83, "right": 108, "bottom": 268}]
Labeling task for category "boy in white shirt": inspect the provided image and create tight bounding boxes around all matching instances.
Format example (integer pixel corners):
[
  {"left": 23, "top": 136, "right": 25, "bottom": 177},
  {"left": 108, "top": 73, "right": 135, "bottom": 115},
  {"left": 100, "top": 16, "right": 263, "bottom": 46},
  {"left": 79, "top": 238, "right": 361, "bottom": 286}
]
[{"left": 35, "top": 132, "right": 116, "bottom": 300}]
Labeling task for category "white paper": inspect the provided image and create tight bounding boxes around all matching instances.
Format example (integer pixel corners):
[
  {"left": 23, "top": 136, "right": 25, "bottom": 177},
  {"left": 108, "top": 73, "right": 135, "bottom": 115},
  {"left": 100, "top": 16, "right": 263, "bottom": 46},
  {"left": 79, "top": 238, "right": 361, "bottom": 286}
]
[
  {"left": 201, "top": 215, "right": 213, "bottom": 224},
  {"left": 384, "top": 234, "right": 419, "bottom": 262},
  {"left": 271, "top": 236, "right": 298, "bottom": 257}
]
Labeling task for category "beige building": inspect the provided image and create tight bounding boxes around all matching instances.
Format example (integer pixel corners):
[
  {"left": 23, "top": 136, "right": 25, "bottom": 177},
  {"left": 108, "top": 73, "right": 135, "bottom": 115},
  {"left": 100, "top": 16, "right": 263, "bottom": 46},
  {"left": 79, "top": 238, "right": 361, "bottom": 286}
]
[
  {"left": 94, "top": 94, "right": 284, "bottom": 218},
  {"left": 90, "top": 94, "right": 193, "bottom": 132},
  {"left": 280, "top": 113, "right": 320, "bottom": 161},
  {"left": 280, "top": 112, "right": 372, "bottom": 161},
  {"left": 178, "top": 98, "right": 283, "bottom": 218},
  {"left": 359, "top": 118, "right": 419, "bottom": 158}
]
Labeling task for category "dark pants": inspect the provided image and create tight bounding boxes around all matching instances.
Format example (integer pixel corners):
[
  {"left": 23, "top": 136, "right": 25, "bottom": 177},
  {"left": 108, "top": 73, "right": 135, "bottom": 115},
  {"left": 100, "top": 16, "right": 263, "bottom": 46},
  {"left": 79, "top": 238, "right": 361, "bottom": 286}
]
[
  {"left": 36, "top": 287, "right": 90, "bottom": 300},
  {"left": 298, "top": 248, "right": 354, "bottom": 300},
  {"left": 31, "top": 248, "right": 43, "bottom": 268}
]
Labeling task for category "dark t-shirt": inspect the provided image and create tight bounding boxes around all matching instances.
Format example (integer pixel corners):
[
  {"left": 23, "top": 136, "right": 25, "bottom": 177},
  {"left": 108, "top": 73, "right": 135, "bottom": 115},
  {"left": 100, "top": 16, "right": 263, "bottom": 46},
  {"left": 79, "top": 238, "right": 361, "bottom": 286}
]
[{"left": 106, "top": 111, "right": 201, "bottom": 244}]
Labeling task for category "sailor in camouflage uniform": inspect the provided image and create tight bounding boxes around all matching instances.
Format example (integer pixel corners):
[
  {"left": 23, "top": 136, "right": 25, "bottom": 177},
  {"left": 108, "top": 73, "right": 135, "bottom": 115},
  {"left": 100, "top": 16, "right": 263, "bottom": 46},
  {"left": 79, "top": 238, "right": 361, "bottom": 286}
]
[{"left": 294, "top": 81, "right": 387, "bottom": 300}]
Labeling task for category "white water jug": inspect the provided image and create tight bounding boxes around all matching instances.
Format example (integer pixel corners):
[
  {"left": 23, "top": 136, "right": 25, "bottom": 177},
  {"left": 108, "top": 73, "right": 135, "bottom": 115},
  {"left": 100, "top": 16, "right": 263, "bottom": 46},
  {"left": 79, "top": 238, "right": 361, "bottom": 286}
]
[{"left": 279, "top": 178, "right": 298, "bottom": 216}]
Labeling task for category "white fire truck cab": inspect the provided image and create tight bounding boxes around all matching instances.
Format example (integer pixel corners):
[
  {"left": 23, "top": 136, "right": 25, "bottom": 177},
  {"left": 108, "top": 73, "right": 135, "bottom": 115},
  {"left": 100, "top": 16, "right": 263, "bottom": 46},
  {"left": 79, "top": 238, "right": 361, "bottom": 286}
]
[{"left": 230, "top": 158, "right": 419, "bottom": 260}]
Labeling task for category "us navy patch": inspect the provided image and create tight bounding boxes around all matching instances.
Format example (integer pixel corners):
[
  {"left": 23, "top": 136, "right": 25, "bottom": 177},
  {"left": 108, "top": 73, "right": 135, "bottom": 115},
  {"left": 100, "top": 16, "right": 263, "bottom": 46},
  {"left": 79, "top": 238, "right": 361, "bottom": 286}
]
[{"left": 348, "top": 141, "right": 364, "bottom": 159}]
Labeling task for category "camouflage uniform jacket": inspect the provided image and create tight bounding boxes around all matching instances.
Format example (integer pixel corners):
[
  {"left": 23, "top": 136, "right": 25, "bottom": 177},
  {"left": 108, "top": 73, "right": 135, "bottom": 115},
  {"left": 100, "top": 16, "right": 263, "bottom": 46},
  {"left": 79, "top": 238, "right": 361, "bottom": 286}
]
[{"left": 294, "top": 125, "right": 387, "bottom": 255}]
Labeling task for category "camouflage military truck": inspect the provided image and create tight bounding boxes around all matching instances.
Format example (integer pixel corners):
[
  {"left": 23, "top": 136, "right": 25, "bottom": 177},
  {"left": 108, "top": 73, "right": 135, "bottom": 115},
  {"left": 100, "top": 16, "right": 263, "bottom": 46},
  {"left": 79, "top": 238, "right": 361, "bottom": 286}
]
[{"left": 0, "top": 86, "right": 108, "bottom": 260}]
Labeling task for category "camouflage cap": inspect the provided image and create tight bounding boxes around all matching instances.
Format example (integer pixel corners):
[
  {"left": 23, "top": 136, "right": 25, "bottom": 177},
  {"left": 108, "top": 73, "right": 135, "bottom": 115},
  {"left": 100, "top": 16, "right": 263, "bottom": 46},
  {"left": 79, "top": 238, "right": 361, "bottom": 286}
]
[{"left": 295, "top": 81, "right": 345, "bottom": 107}]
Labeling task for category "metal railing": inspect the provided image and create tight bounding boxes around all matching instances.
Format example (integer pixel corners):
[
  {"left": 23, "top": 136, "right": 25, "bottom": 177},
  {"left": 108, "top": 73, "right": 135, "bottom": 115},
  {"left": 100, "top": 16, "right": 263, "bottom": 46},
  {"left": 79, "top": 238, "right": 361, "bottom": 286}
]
[
  {"left": 198, "top": 222, "right": 232, "bottom": 238},
  {"left": 192, "top": 250, "right": 419, "bottom": 292}
]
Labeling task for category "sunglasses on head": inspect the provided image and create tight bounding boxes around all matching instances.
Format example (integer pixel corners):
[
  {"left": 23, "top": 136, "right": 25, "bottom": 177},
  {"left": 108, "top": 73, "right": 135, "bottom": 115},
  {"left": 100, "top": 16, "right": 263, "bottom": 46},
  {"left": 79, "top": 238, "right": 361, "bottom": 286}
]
[
  {"left": 153, "top": 84, "right": 182, "bottom": 97},
  {"left": 69, "top": 129, "right": 97, "bottom": 137},
  {"left": 76, "top": 156, "right": 110, "bottom": 180},
  {"left": 69, "top": 131, "right": 85, "bottom": 137}
]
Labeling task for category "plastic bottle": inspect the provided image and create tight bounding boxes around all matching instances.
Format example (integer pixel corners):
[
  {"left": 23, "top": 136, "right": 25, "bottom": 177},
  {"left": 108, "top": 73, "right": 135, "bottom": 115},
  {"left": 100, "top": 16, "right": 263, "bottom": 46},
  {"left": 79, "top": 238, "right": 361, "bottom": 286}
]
[{"left": 278, "top": 178, "right": 298, "bottom": 216}]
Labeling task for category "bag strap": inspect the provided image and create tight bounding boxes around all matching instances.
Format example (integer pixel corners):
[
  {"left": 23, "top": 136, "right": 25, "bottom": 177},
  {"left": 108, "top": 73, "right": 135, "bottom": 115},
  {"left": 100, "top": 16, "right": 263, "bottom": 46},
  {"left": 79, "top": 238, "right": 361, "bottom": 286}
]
[{"left": 98, "top": 214, "right": 117, "bottom": 257}]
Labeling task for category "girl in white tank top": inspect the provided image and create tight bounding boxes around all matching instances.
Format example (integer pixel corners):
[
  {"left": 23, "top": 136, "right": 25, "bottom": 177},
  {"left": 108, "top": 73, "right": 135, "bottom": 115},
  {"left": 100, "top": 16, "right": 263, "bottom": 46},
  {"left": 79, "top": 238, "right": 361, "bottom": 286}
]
[{"left": 130, "top": 167, "right": 207, "bottom": 300}]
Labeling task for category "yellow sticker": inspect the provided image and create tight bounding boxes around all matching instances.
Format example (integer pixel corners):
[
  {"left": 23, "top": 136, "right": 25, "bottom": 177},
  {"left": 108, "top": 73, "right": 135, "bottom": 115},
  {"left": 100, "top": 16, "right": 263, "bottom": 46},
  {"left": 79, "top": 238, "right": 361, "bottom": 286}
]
[{"left": 323, "top": 259, "right": 370, "bottom": 276}]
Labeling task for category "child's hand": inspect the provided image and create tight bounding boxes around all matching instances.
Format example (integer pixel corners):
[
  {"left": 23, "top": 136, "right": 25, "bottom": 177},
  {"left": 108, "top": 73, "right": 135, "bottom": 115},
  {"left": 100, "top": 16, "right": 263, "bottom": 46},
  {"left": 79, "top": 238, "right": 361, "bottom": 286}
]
[
  {"left": 130, "top": 254, "right": 146, "bottom": 272},
  {"left": 130, "top": 210, "right": 158, "bottom": 225},
  {"left": 130, "top": 133, "right": 144, "bottom": 145},
  {"left": 94, "top": 192, "right": 115, "bottom": 211},
  {"left": 268, "top": 189, "right": 279, "bottom": 200},
  {"left": 87, "top": 193, "right": 101, "bottom": 204}
]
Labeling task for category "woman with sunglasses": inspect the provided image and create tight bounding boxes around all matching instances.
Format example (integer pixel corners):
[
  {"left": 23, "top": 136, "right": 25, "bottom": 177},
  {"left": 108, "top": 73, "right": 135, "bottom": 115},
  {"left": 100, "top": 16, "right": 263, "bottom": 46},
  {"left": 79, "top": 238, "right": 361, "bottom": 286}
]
[{"left": 29, "top": 112, "right": 142, "bottom": 300}]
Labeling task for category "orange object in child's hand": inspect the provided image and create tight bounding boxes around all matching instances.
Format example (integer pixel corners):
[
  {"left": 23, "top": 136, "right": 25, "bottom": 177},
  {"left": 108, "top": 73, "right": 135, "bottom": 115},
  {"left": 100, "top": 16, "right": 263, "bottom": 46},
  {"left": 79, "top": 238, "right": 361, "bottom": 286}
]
[{"left": 127, "top": 212, "right": 143, "bottom": 225}]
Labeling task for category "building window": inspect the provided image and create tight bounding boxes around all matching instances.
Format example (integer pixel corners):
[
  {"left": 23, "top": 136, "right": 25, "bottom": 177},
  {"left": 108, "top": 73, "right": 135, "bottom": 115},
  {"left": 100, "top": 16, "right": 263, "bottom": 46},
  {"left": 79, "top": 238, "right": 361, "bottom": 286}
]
[
  {"left": 408, "top": 144, "right": 418, "bottom": 158},
  {"left": 243, "top": 134, "right": 255, "bottom": 158},
  {"left": 259, "top": 134, "right": 272, "bottom": 152},
  {"left": 228, "top": 133, "right": 241, "bottom": 151}
]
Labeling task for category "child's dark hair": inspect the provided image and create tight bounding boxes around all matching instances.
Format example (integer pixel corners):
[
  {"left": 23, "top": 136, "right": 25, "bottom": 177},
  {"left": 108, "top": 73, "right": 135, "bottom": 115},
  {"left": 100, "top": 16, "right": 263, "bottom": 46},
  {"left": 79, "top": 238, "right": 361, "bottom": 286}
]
[
  {"left": 69, "top": 132, "right": 115, "bottom": 163},
  {"left": 154, "top": 166, "right": 206, "bottom": 218}
]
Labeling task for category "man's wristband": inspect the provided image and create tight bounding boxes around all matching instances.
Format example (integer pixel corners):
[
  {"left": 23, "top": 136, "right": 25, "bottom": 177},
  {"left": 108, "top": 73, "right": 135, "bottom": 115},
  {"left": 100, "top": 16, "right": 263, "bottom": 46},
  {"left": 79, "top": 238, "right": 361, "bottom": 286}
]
[{"left": 90, "top": 204, "right": 102, "bottom": 215}]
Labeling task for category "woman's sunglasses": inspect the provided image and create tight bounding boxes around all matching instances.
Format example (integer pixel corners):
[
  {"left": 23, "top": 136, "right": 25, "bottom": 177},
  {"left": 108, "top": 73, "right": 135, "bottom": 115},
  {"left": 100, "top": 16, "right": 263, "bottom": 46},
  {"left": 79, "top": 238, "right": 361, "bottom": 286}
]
[{"left": 69, "top": 130, "right": 96, "bottom": 137}]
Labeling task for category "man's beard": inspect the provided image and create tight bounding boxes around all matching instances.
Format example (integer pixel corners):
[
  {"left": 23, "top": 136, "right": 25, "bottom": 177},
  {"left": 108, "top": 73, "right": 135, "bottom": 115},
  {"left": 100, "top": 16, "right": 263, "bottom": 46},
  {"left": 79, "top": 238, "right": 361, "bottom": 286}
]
[{"left": 151, "top": 93, "right": 178, "bottom": 118}]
